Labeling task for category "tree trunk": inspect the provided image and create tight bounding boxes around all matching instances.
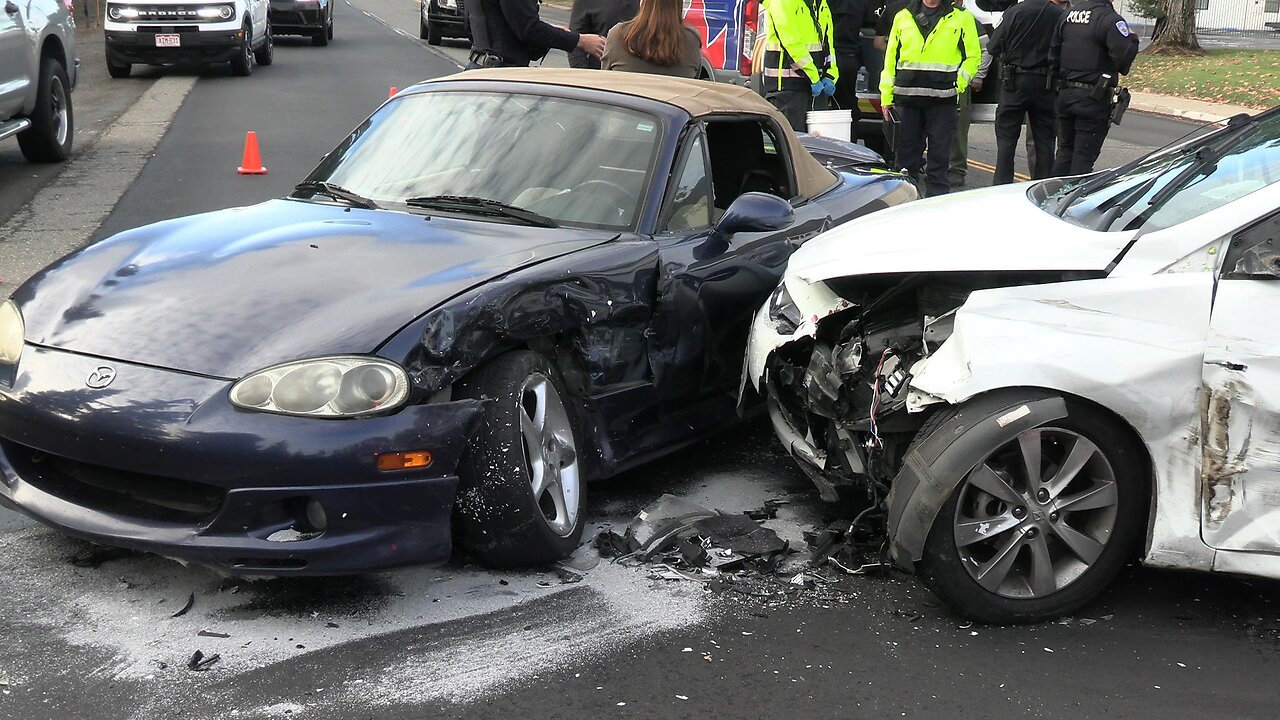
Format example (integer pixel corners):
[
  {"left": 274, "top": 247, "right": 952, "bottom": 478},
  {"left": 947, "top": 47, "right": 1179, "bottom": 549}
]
[{"left": 1145, "top": 0, "right": 1203, "bottom": 54}]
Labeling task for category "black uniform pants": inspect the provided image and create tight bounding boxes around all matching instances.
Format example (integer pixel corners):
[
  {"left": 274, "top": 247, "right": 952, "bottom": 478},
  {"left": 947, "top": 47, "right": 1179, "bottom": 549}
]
[
  {"left": 832, "top": 56, "right": 862, "bottom": 143},
  {"left": 897, "top": 100, "right": 958, "bottom": 197},
  {"left": 1053, "top": 87, "right": 1112, "bottom": 177},
  {"left": 767, "top": 88, "right": 829, "bottom": 132},
  {"left": 994, "top": 74, "right": 1057, "bottom": 184}
]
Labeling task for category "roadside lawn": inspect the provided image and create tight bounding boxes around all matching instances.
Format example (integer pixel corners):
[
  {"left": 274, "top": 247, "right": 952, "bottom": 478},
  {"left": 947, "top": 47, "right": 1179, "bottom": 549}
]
[{"left": 1126, "top": 49, "right": 1280, "bottom": 110}]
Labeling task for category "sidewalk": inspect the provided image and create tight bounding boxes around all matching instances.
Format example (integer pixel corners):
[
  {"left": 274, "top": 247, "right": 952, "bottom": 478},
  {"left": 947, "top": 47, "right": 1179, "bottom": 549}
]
[{"left": 1131, "top": 91, "right": 1262, "bottom": 123}]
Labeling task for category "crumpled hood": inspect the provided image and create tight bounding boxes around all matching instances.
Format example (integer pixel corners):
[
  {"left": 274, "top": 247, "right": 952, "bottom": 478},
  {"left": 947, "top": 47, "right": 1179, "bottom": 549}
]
[
  {"left": 786, "top": 184, "right": 1137, "bottom": 284},
  {"left": 14, "top": 199, "right": 611, "bottom": 379}
]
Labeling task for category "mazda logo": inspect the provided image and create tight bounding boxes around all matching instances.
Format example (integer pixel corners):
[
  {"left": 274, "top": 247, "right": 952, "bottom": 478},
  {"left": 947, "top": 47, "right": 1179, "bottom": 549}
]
[{"left": 86, "top": 366, "right": 117, "bottom": 389}]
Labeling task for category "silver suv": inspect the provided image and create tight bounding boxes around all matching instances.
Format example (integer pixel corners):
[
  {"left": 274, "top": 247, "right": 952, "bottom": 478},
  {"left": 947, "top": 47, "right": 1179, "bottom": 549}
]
[{"left": 0, "top": 0, "right": 77, "bottom": 162}]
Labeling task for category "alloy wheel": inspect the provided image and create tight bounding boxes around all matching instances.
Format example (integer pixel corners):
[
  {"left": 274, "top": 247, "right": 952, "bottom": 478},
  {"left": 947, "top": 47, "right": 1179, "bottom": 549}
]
[
  {"left": 50, "top": 75, "right": 68, "bottom": 146},
  {"left": 517, "top": 373, "right": 580, "bottom": 537},
  {"left": 952, "top": 427, "right": 1119, "bottom": 599}
]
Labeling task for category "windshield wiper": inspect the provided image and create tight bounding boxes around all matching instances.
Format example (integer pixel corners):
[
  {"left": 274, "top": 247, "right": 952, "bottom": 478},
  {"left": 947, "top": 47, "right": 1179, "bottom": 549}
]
[
  {"left": 294, "top": 181, "right": 379, "bottom": 210},
  {"left": 1091, "top": 174, "right": 1160, "bottom": 231},
  {"left": 1050, "top": 112, "right": 1253, "bottom": 218},
  {"left": 403, "top": 195, "right": 559, "bottom": 228},
  {"left": 1142, "top": 118, "right": 1260, "bottom": 211}
]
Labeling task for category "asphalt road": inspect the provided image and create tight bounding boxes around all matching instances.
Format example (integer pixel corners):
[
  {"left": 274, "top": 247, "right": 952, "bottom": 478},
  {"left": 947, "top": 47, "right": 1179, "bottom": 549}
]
[{"left": 1, "top": 4, "right": 1278, "bottom": 719}]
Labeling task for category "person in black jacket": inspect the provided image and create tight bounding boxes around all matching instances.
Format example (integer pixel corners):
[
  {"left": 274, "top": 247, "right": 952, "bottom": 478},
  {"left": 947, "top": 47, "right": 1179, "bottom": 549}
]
[
  {"left": 1049, "top": 0, "right": 1138, "bottom": 175},
  {"left": 987, "top": 0, "right": 1065, "bottom": 184},
  {"left": 829, "top": 0, "right": 868, "bottom": 142},
  {"left": 569, "top": 0, "right": 640, "bottom": 68},
  {"left": 468, "top": 0, "right": 607, "bottom": 67}
]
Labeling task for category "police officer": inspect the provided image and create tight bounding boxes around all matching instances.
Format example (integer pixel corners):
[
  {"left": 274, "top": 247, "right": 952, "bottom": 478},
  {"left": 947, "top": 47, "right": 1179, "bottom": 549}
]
[
  {"left": 762, "top": 0, "right": 839, "bottom": 132},
  {"left": 1049, "top": 0, "right": 1138, "bottom": 176},
  {"left": 987, "top": 0, "right": 1065, "bottom": 184},
  {"left": 879, "top": 0, "right": 981, "bottom": 196}
]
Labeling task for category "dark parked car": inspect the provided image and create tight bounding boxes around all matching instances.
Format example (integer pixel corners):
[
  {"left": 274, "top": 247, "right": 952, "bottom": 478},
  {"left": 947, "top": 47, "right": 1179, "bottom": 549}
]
[
  {"left": 419, "top": 0, "right": 468, "bottom": 45},
  {"left": 270, "top": 0, "right": 334, "bottom": 46},
  {"left": 0, "top": 69, "right": 915, "bottom": 575}
]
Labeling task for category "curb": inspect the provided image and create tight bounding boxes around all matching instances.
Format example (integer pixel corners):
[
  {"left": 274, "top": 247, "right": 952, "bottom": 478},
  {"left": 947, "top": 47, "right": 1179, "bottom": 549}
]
[{"left": 1131, "top": 100, "right": 1233, "bottom": 123}]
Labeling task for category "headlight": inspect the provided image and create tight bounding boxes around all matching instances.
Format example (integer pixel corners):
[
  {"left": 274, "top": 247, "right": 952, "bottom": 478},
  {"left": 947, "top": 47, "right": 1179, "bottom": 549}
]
[
  {"left": 196, "top": 4, "right": 234, "bottom": 18},
  {"left": 767, "top": 283, "right": 803, "bottom": 335},
  {"left": 108, "top": 4, "right": 140, "bottom": 19},
  {"left": 230, "top": 356, "right": 410, "bottom": 417},
  {"left": 0, "top": 301, "right": 22, "bottom": 366}
]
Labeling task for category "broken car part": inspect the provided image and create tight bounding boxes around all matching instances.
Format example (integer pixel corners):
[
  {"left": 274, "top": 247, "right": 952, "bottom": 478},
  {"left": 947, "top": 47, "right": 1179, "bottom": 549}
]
[{"left": 746, "top": 106, "right": 1280, "bottom": 622}]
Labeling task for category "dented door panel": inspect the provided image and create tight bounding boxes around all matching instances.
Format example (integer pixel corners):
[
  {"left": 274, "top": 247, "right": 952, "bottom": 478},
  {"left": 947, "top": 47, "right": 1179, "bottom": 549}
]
[
  {"left": 1201, "top": 283, "right": 1280, "bottom": 554},
  {"left": 908, "top": 273, "right": 1217, "bottom": 569}
]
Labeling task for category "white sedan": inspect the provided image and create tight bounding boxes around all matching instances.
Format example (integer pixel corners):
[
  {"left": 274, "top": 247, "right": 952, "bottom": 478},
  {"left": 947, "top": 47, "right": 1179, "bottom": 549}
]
[{"left": 746, "top": 108, "right": 1280, "bottom": 623}]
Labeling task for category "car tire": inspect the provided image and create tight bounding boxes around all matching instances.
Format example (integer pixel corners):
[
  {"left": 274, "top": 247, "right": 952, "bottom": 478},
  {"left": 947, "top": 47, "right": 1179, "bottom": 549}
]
[
  {"left": 426, "top": 19, "right": 443, "bottom": 45},
  {"left": 230, "top": 22, "right": 254, "bottom": 76},
  {"left": 418, "top": 8, "right": 429, "bottom": 40},
  {"left": 913, "top": 391, "right": 1147, "bottom": 624},
  {"left": 106, "top": 52, "right": 132, "bottom": 79},
  {"left": 255, "top": 21, "right": 274, "bottom": 65},
  {"left": 17, "top": 57, "right": 74, "bottom": 163},
  {"left": 312, "top": 25, "right": 329, "bottom": 46},
  {"left": 454, "top": 350, "right": 586, "bottom": 568},
  {"left": 327, "top": 13, "right": 334, "bottom": 39}
]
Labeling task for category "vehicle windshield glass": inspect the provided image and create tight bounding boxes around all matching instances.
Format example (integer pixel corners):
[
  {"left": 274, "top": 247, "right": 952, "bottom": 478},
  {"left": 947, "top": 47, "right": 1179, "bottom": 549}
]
[
  {"left": 1039, "top": 112, "right": 1280, "bottom": 233},
  {"left": 305, "top": 91, "right": 662, "bottom": 230}
]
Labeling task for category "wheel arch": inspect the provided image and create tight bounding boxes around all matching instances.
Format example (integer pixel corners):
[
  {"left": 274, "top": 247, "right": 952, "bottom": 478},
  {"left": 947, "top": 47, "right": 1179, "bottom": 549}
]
[
  {"left": 39, "top": 34, "right": 68, "bottom": 70},
  {"left": 378, "top": 242, "right": 663, "bottom": 474},
  {"left": 886, "top": 386, "right": 1155, "bottom": 572}
]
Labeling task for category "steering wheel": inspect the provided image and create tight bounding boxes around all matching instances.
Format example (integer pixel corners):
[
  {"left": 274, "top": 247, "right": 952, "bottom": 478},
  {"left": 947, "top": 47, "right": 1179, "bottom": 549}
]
[{"left": 570, "top": 180, "right": 638, "bottom": 223}]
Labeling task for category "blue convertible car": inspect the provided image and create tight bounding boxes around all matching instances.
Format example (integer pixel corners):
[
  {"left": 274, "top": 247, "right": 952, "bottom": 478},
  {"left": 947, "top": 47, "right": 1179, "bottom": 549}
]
[{"left": 0, "top": 69, "right": 915, "bottom": 574}]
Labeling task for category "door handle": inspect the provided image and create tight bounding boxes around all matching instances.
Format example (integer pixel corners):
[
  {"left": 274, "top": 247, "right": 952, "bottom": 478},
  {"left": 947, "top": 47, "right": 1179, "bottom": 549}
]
[{"left": 4, "top": 1, "right": 19, "bottom": 14}]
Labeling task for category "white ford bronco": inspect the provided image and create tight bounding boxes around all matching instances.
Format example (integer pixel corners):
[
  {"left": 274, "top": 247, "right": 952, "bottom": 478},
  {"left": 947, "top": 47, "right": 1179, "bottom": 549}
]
[{"left": 103, "top": 0, "right": 272, "bottom": 77}]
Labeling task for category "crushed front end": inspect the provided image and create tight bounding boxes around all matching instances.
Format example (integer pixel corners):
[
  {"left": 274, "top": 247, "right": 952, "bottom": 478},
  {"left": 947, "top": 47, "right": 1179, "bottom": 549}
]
[{"left": 748, "top": 271, "right": 1095, "bottom": 506}]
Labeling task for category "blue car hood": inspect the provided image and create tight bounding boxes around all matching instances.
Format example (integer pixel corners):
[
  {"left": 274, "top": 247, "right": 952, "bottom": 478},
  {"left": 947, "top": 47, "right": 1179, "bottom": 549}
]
[{"left": 14, "top": 199, "right": 612, "bottom": 379}]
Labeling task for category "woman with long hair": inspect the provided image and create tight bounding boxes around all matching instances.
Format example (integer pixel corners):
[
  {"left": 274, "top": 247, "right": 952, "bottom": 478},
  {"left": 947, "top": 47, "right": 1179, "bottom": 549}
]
[{"left": 601, "top": 0, "right": 703, "bottom": 78}]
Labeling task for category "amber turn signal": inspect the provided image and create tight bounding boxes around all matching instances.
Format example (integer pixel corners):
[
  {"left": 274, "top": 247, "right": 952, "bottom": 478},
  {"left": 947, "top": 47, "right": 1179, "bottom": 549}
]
[{"left": 376, "top": 451, "right": 433, "bottom": 471}]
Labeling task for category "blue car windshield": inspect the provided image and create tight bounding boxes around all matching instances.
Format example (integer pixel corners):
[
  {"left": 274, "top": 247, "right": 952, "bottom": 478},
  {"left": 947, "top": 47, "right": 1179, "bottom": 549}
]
[{"left": 306, "top": 91, "right": 662, "bottom": 230}]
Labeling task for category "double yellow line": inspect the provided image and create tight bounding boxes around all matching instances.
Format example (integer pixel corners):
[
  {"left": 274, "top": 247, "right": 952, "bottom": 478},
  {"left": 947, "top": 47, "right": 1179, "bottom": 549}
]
[{"left": 966, "top": 158, "right": 1030, "bottom": 182}]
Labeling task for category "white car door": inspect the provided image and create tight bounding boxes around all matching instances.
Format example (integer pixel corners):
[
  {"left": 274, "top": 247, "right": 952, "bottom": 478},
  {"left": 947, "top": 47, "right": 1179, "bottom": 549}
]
[
  {"left": 1202, "top": 206, "right": 1280, "bottom": 554},
  {"left": 1195, "top": 116, "right": 1280, "bottom": 554},
  {"left": 0, "top": 0, "right": 30, "bottom": 117}
]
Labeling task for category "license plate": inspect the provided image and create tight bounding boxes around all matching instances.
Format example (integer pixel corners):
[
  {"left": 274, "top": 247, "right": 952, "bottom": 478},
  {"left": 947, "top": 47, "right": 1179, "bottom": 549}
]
[{"left": 155, "top": 34, "right": 181, "bottom": 47}]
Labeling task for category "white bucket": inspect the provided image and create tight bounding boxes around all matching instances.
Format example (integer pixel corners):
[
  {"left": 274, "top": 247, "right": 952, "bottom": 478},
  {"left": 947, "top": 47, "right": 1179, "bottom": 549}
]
[{"left": 806, "top": 109, "right": 853, "bottom": 142}]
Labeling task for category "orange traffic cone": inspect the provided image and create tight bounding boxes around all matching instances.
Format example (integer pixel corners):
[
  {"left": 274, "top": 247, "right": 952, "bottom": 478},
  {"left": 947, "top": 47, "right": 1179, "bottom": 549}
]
[
  {"left": 388, "top": 86, "right": 398, "bottom": 99},
  {"left": 237, "top": 131, "right": 267, "bottom": 175}
]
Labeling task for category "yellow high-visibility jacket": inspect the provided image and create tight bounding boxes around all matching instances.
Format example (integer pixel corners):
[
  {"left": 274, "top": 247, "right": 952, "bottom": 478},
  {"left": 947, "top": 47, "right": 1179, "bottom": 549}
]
[
  {"left": 762, "top": 0, "right": 838, "bottom": 90},
  {"left": 880, "top": 2, "right": 980, "bottom": 106}
]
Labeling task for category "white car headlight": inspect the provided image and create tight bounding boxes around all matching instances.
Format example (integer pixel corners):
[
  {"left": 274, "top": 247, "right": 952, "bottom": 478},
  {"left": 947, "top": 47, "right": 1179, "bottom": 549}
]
[
  {"left": 0, "top": 300, "right": 23, "bottom": 366},
  {"left": 230, "top": 356, "right": 410, "bottom": 417}
]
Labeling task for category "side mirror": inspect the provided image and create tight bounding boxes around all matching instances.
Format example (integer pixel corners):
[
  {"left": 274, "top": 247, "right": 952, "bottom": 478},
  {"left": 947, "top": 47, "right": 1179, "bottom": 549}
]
[{"left": 714, "top": 192, "right": 795, "bottom": 237}]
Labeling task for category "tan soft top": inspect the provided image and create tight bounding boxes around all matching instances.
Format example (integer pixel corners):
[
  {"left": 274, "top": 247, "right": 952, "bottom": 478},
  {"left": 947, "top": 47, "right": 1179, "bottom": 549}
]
[{"left": 440, "top": 68, "right": 839, "bottom": 200}]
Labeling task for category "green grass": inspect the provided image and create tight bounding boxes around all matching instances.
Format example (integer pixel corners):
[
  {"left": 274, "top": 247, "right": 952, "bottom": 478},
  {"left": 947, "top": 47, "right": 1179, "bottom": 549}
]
[{"left": 1126, "top": 49, "right": 1280, "bottom": 110}]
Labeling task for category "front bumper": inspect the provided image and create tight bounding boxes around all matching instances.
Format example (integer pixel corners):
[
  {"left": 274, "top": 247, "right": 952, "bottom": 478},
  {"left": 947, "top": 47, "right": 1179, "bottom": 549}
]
[
  {"left": 269, "top": 0, "right": 326, "bottom": 33},
  {"left": 427, "top": 0, "right": 468, "bottom": 30},
  {"left": 0, "top": 345, "right": 484, "bottom": 575},
  {"left": 105, "top": 29, "right": 245, "bottom": 65}
]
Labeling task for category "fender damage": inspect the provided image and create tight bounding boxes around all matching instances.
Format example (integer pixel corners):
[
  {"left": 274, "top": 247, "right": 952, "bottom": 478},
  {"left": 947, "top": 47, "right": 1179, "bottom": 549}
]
[{"left": 746, "top": 217, "right": 1217, "bottom": 570}]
